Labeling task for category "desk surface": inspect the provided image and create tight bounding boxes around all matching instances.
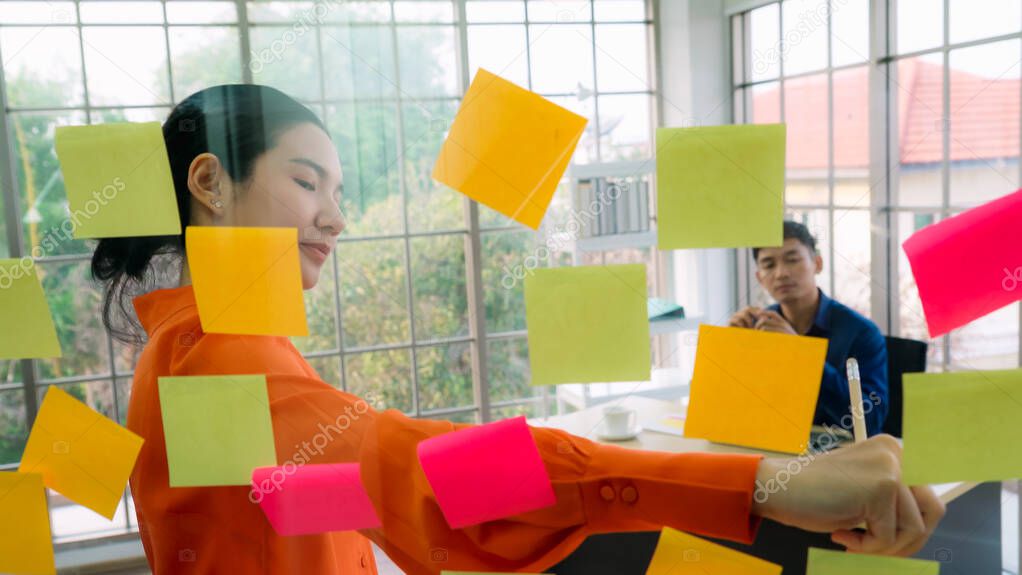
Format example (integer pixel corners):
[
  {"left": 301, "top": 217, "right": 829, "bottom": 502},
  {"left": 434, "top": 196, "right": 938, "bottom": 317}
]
[{"left": 528, "top": 395, "right": 976, "bottom": 505}]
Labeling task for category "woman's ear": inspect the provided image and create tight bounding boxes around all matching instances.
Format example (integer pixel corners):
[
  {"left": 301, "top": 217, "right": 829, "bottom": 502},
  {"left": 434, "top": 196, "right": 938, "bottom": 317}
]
[{"left": 187, "top": 153, "right": 227, "bottom": 218}]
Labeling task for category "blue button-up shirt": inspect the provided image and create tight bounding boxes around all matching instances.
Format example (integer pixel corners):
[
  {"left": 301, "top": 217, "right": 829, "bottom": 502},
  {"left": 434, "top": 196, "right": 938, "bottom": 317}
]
[{"left": 768, "top": 289, "right": 889, "bottom": 436}]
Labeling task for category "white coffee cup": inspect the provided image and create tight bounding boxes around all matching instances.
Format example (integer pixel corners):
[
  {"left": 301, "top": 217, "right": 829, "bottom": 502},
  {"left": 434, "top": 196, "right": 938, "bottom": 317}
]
[{"left": 602, "top": 405, "right": 637, "bottom": 436}]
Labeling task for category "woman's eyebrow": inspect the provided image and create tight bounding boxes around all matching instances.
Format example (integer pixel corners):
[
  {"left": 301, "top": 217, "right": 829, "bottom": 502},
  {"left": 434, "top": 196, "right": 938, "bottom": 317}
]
[{"left": 289, "top": 157, "right": 343, "bottom": 193}]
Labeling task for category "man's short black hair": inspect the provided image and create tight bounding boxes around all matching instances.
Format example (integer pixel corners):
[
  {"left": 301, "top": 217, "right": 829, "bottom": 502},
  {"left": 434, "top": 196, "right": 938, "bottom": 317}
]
[{"left": 752, "top": 220, "right": 818, "bottom": 261}]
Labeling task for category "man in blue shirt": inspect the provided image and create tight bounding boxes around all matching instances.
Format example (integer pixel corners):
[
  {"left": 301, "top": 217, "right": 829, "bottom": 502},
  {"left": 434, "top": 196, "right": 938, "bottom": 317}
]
[{"left": 729, "top": 221, "right": 889, "bottom": 436}]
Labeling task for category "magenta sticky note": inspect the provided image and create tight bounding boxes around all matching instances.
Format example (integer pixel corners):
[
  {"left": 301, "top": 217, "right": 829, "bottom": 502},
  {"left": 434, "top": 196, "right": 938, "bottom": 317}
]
[
  {"left": 902, "top": 188, "right": 1022, "bottom": 338},
  {"left": 417, "top": 416, "right": 556, "bottom": 529},
  {"left": 251, "top": 463, "right": 381, "bottom": 536}
]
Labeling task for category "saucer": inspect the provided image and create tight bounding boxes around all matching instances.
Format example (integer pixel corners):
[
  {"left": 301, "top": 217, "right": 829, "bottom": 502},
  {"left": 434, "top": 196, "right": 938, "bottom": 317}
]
[{"left": 596, "top": 424, "right": 643, "bottom": 442}]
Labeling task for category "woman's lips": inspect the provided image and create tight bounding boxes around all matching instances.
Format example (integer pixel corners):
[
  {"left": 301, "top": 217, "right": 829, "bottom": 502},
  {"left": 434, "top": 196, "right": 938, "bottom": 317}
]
[{"left": 299, "top": 242, "right": 330, "bottom": 264}]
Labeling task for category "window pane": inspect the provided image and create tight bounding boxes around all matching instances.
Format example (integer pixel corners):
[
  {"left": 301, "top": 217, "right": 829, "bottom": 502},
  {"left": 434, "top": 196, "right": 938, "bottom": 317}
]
[
  {"left": 782, "top": 0, "right": 828, "bottom": 76},
  {"left": 833, "top": 65, "right": 869, "bottom": 173},
  {"left": 393, "top": 1, "right": 453, "bottom": 22},
  {"left": 951, "top": 303, "right": 1019, "bottom": 370},
  {"left": 749, "top": 3, "right": 780, "bottom": 81},
  {"left": 166, "top": 1, "right": 237, "bottom": 24},
  {"left": 417, "top": 343, "right": 473, "bottom": 410},
  {"left": 249, "top": 26, "right": 321, "bottom": 102},
  {"left": 491, "top": 402, "right": 542, "bottom": 419},
  {"left": 327, "top": 102, "right": 403, "bottom": 237},
  {"left": 319, "top": 0, "right": 392, "bottom": 23},
  {"left": 83, "top": 26, "right": 171, "bottom": 106},
  {"left": 481, "top": 230, "right": 545, "bottom": 333},
  {"left": 410, "top": 234, "right": 468, "bottom": 340},
  {"left": 896, "top": 211, "right": 946, "bottom": 366},
  {"left": 751, "top": 81, "right": 780, "bottom": 124},
  {"left": 529, "top": 24, "right": 595, "bottom": 94},
  {"left": 595, "top": 24, "right": 649, "bottom": 92},
  {"left": 403, "top": 100, "right": 464, "bottom": 232},
  {"left": 597, "top": 93, "right": 652, "bottom": 161},
  {"left": 322, "top": 25, "right": 397, "bottom": 100},
  {"left": 832, "top": 208, "right": 871, "bottom": 316},
  {"left": 1, "top": 26, "right": 84, "bottom": 108},
  {"left": 895, "top": 0, "right": 943, "bottom": 54},
  {"left": 894, "top": 55, "right": 944, "bottom": 207},
  {"left": 292, "top": 254, "right": 339, "bottom": 353},
  {"left": 783, "top": 208, "right": 832, "bottom": 295},
  {"left": 785, "top": 74, "right": 828, "bottom": 205},
  {"left": 950, "top": 0, "right": 1021, "bottom": 45},
  {"left": 344, "top": 349, "right": 413, "bottom": 412},
  {"left": 37, "top": 261, "right": 111, "bottom": 380},
  {"left": 467, "top": 0, "right": 525, "bottom": 23},
  {"left": 0, "top": 390, "right": 27, "bottom": 466},
  {"left": 339, "top": 239, "right": 410, "bottom": 348},
  {"left": 527, "top": 0, "right": 591, "bottom": 23},
  {"left": 733, "top": 88, "right": 746, "bottom": 123},
  {"left": 831, "top": 0, "right": 868, "bottom": 67},
  {"left": 305, "top": 355, "right": 342, "bottom": 388},
  {"left": 80, "top": 1, "right": 164, "bottom": 24},
  {"left": 594, "top": 0, "right": 645, "bottom": 21},
  {"left": 468, "top": 24, "right": 529, "bottom": 88},
  {"left": 0, "top": 2, "right": 75, "bottom": 24},
  {"left": 547, "top": 95, "right": 596, "bottom": 164},
  {"left": 169, "top": 27, "right": 242, "bottom": 100},
  {"left": 115, "top": 377, "right": 132, "bottom": 425},
  {"left": 487, "top": 336, "right": 540, "bottom": 406},
  {"left": 949, "top": 40, "right": 1021, "bottom": 208},
  {"left": 246, "top": 1, "right": 317, "bottom": 22},
  {"left": 397, "top": 26, "right": 459, "bottom": 98}
]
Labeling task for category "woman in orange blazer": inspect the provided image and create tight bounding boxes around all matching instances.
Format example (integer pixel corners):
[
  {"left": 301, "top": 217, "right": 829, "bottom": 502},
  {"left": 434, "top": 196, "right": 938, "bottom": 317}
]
[{"left": 91, "top": 85, "right": 943, "bottom": 574}]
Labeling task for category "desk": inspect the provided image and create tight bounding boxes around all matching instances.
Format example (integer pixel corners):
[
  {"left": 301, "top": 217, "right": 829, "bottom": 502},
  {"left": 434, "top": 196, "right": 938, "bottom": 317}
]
[{"left": 530, "top": 396, "right": 1000, "bottom": 574}]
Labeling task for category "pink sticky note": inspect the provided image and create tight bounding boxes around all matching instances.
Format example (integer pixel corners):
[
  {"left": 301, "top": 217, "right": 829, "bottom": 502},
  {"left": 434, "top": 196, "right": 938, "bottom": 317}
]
[
  {"left": 902, "top": 189, "right": 1022, "bottom": 337},
  {"left": 251, "top": 463, "right": 381, "bottom": 536},
  {"left": 417, "top": 416, "right": 556, "bottom": 529}
]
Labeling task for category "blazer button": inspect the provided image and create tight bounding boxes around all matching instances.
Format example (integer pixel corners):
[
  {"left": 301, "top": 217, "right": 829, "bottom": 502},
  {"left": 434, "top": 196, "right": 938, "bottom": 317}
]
[
  {"left": 599, "top": 483, "right": 616, "bottom": 502},
  {"left": 621, "top": 485, "right": 638, "bottom": 504}
]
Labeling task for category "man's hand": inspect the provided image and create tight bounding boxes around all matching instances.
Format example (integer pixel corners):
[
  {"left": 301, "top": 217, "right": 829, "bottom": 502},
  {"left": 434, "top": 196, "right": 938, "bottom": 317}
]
[
  {"left": 728, "top": 307, "right": 763, "bottom": 329},
  {"left": 753, "top": 310, "right": 797, "bottom": 335},
  {"left": 751, "top": 435, "right": 945, "bottom": 556}
]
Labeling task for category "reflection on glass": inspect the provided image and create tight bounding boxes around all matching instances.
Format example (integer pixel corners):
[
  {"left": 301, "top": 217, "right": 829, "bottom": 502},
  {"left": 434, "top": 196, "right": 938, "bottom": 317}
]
[
  {"left": 403, "top": 101, "right": 464, "bottom": 233},
  {"left": 249, "top": 26, "right": 320, "bottom": 102},
  {"left": 410, "top": 234, "right": 468, "bottom": 340},
  {"left": 344, "top": 349, "right": 413, "bottom": 412},
  {"left": 0, "top": 391, "right": 27, "bottom": 466},
  {"left": 321, "top": 25, "right": 397, "bottom": 100},
  {"left": 396, "top": 25, "right": 459, "bottom": 97},
  {"left": 338, "top": 239, "right": 411, "bottom": 348},
  {"left": 0, "top": 27, "right": 84, "bottom": 108},
  {"left": 37, "top": 262, "right": 110, "bottom": 381},
  {"left": 417, "top": 343, "right": 473, "bottom": 410},
  {"left": 169, "top": 27, "right": 242, "bottom": 99},
  {"left": 487, "top": 337, "right": 535, "bottom": 403}
]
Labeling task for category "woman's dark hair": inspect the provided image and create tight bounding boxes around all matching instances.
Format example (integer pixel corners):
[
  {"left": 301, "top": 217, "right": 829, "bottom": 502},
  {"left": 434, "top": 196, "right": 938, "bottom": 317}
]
[{"left": 91, "top": 84, "right": 328, "bottom": 343}]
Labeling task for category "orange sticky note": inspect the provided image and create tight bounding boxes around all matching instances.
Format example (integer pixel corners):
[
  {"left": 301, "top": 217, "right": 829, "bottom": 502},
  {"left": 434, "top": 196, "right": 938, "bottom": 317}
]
[
  {"left": 684, "top": 325, "right": 827, "bottom": 454},
  {"left": 645, "top": 527, "right": 781, "bottom": 575},
  {"left": 185, "top": 226, "right": 308, "bottom": 336},
  {"left": 432, "top": 68, "right": 587, "bottom": 229},
  {"left": 19, "top": 387, "right": 144, "bottom": 520},
  {"left": 0, "top": 472, "right": 55, "bottom": 575}
]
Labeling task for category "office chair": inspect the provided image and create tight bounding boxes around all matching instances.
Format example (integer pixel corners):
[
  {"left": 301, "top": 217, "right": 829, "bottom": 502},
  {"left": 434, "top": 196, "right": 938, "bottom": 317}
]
[{"left": 881, "top": 335, "right": 929, "bottom": 438}]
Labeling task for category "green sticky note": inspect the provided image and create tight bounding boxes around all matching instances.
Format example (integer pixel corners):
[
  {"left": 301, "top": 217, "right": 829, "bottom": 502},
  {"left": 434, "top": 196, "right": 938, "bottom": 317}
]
[
  {"left": 903, "top": 368, "right": 1022, "bottom": 485},
  {"left": 656, "top": 124, "right": 785, "bottom": 249},
  {"left": 807, "top": 547, "right": 939, "bottom": 575},
  {"left": 55, "top": 122, "right": 181, "bottom": 238},
  {"left": 525, "top": 264, "right": 650, "bottom": 385},
  {"left": 158, "top": 374, "right": 278, "bottom": 487},
  {"left": 0, "top": 259, "right": 61, "bottom": 360}
]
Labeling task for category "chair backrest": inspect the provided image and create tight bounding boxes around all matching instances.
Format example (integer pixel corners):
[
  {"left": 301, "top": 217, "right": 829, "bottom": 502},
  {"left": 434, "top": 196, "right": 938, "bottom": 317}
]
[{"left": 882, "top": 336, "right": 928, "bottom": 437}]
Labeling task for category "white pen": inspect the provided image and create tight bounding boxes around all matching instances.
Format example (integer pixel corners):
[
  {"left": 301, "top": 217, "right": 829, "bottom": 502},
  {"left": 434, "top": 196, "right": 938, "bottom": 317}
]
[{"left": 845, "top": 358, "right": 867, "bottom": 443}]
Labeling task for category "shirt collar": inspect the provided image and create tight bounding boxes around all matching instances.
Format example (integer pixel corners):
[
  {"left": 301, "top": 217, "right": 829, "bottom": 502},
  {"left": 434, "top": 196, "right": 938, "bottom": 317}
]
[
  {"left": 133, "top": 285, "right": 197, "bottom": 337},
  {"left": 768, "top": 288, "right": 832, "bottom": 333}
]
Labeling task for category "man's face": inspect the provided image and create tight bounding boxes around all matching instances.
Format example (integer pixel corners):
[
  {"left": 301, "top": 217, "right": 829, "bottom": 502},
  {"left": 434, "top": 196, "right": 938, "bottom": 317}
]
[{"left": 754, "top": 238, "right": 823, "bottom": 304}]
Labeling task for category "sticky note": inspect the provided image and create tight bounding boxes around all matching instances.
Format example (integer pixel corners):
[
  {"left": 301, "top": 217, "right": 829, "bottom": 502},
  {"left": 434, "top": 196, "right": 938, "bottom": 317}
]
[
  {"left": 525, "top": 264, "right": 651, "bottom": 385},
  {"left": 0, "top": 259, "right": 61, "bottom": 360},
  {"left": 656, "top": 124, "right": 785, "bottom": 249},
  {"left": 902, "top": 188, "right": 1022, "bottom": 337},
  {"left": 0, "top": 472, "right": 55, "bottom": 575},
  {"left": 806, "top": 547, "right": 939, "bottom": 574},
  {"left": 19, "top": 387, "right": 143, "bottom": 519},
  {"left": 417, "top": 416, "right": 555, "bottom": 529},
  {"left": 684, "top": 325, "right": 827, "bottom": 454},
  {"left": 432, "top": 68, "right": 587, "bottom": 229},
  {"left": 645, "top": 527, "right": 781, "bottom": 575},
  {"left": 251, "top": 463, "right": 381, "bottom": 535},
  {"left": 903, "top": 368, "right": 1022, "bottom": 485},
  {"left": 54, "top": 122, "right": 181, "bottom": 238},
  {"left": 159, "top": 374, "right": 278, "bottom": 487},
  {"left": 186, "top": 226, "right": 308, "bottom": 336}
]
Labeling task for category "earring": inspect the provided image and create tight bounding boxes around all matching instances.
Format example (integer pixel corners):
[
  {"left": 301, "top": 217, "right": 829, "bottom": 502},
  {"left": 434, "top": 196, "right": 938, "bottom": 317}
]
[{"left": 212, "top": 198, "right": 223, "bottom": 209}]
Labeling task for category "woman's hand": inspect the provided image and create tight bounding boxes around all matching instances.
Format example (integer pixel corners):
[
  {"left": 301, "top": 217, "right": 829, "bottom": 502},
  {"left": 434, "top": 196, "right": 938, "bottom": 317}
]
[{"left": 751, "top": 434, "right": 945, "bottom": 556}]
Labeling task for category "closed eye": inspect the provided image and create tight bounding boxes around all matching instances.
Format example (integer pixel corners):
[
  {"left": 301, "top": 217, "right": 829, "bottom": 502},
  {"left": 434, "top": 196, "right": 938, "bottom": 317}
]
[{"left": 294, "top": 178, "right": 315, "bottom": 191}]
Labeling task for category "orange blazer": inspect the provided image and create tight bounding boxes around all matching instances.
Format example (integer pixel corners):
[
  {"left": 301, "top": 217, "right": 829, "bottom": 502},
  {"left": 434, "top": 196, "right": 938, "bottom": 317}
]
[{"left": 127, "top": 285, "right": 763, "bottom": 574}]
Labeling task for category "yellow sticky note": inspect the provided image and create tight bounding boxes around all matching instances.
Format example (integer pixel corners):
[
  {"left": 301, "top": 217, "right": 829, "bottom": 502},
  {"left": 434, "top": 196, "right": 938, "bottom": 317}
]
[
  {"left": 525, "top": 264, "right": 651, "bottom": 385},
  {"left": 656, "top": 124, "right": 785, "bottom": 249},
  {"left": 54, "top": 122, "right": 181, "bottom": 238},
  {"left": 684, "top": 325, "right": 827, "bottom": 454},
  {"left": 186, "top": 226, "right": 308, "bottom": 336},
  {"left": 19, "top": 387, "right": 143, "bottom": 520},
  {"left": 807, "top": 547, "right": 939, "bottom": 575},
  {"left": 903, "top": 368, "right": 1022, "bottom": 485},
  {"left": 645, "top": 527, "right": 781, "bottom": 575},
  {"left": 432, "top": 68, "right": 587, "bottom": 229},
  {"left": 0, "top": 259, "right": 61, "bottom": 360},
  {"left": 0, "top": 472, "right": 55, "bottom": 575}
]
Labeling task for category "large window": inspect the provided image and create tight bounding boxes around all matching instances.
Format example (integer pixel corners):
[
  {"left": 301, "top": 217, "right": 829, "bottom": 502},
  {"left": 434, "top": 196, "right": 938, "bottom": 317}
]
[
  {"left": 0, "top": 0, "right": 656, "bottom": 546},
  {"left": 731, "top": 0, "right": 1021, "bottom": 371}
]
